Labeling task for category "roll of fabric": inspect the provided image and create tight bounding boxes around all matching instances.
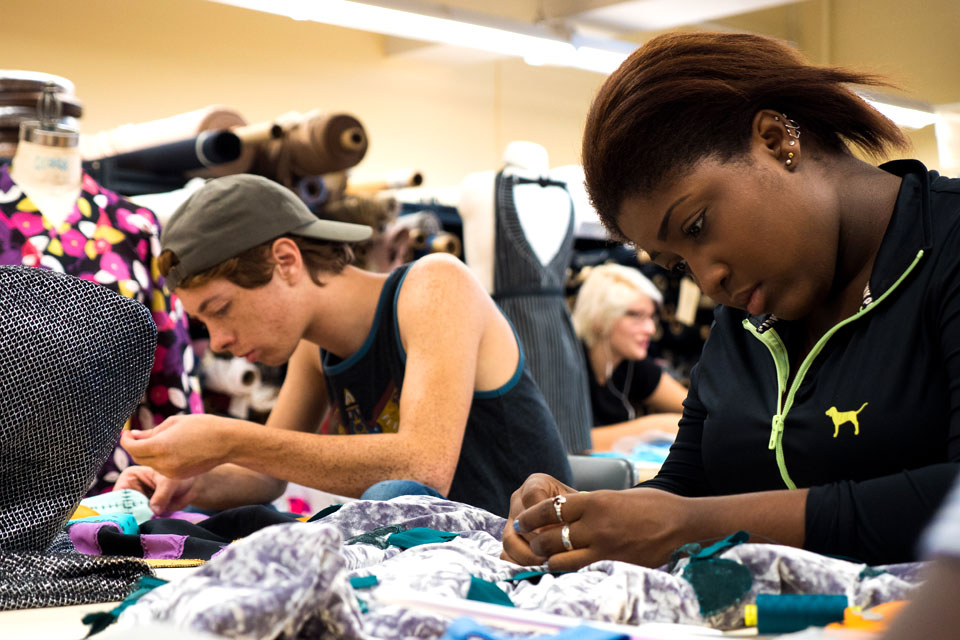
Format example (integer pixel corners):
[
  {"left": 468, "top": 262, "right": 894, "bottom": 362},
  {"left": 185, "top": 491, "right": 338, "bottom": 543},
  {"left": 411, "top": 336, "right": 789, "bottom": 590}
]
[
  {"left": 105, "top": 129, "right": 243, "bottom": 174},
  {"left": 254, "top": 111, "right": 368, "bottom": 187},
  {"left": 0, "top": 70, "right": 75, "bottom": 95},
  {"left": 79, "top": 105, "right": 254, "bottom": 177},
  {"left": 201, "top": 353, "right": 262, "bottom": 397},
  {"left": 346, "top": 169, "right": 423, "bottom": 195},
  {"left": 296, "top": 174, "right": 329, "bottom": 211}
]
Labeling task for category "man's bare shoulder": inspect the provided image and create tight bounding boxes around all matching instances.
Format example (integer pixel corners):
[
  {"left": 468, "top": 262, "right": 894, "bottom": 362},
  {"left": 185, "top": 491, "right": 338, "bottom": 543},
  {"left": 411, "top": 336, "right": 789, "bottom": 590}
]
[{"left": 403, "top": 253, "right": 483, "bottom": 293}]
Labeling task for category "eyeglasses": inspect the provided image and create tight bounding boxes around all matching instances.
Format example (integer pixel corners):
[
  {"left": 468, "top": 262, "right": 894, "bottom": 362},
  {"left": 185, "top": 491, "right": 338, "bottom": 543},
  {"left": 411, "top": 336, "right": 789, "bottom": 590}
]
[{"left": 623, "top": 309, "right": 659, "bottom": 324}]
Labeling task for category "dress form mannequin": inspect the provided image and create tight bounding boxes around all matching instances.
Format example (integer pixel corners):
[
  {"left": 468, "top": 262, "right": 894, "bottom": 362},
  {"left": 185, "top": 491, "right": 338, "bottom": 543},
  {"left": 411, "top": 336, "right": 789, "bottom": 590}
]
[
  {"left": 9, "top": 102, "right": 82, "bottom": 229},
  {"left": 458, "top": 141, "right": 573, "bottom": 292},
  {"left": 458, "top": 141, "right": 593, "bottom": 453},
  {"left": 550, "top": 164, "right": 607, "bottom": 241},
  {"left": 0, "top": 85, "right": 203, "bottom": 495}
]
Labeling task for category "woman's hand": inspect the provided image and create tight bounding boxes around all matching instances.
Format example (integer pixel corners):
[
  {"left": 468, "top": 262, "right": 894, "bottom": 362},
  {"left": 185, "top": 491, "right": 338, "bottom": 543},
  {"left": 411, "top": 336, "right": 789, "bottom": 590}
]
[
  {"left": 501, "top": 473, "right": 577, "bottom": 565},
  {"left": 513, "top": 487, "right": 693, "bottom": 570},
  {"left": 114, "top": 465, "right": 198, "bottom": 515}
]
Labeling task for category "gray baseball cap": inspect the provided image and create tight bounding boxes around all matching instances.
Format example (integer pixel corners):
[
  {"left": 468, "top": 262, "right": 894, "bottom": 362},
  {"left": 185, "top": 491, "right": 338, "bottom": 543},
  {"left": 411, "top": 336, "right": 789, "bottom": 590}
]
[{"left": 161, "top": 173, "right": 372, "bottom": 291}]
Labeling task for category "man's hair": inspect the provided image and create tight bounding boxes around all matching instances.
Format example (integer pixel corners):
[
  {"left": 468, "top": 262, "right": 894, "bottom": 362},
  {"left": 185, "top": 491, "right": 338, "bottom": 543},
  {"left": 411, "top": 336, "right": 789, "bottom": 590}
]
[
  {"left": 582, "top": 31, "right": 909, "bottom": 240},
  {"left": 157, "top": 235, "right": 354, "bottom": 289}
]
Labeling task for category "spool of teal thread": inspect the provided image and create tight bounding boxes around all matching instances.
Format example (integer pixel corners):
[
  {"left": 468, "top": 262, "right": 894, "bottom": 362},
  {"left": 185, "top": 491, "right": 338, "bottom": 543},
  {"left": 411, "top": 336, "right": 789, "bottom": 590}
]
[{"left": 745, "top": 594, "right": 849, "bottom": 633}]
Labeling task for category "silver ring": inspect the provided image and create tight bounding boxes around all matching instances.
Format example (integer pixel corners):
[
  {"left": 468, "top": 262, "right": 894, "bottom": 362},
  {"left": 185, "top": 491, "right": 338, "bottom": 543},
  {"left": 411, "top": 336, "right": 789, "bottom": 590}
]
[
  {"left": 553, "top": 494, "right": 566, "bottom": 523},
  {"left": 561, "top": 524, "right": 574, "bottom": 551}
]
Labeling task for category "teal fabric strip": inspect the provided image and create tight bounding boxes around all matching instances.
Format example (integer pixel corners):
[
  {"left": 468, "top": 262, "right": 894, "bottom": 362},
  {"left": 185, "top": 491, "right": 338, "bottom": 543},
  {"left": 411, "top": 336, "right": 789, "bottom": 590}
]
[
  {"left": 503, "top": 570, "right": 572, "bottom": 582},
  {"left": 83, "top": 575, "right": 168, "bottom": 637},
  {"left": 307, "top": 503, "right": 344, "bottom": 522},
  {"left": 690, "top": 530, "right": 750, "bottom": 560},
  {"left": 386, "top": 527, "right": 459, "bottom": 549},
  {"left": 350, "top": 575, "right": 379, "bottom": 589},
  {"left": 465, "top": 576, "right": 515, "bottom": 608}
]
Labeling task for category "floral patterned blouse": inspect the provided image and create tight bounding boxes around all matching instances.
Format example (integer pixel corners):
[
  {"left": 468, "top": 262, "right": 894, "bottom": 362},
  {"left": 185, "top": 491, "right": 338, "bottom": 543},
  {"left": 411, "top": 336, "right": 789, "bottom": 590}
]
[{"left": 0, "top": 163, "right": 204, "bottom": 494}]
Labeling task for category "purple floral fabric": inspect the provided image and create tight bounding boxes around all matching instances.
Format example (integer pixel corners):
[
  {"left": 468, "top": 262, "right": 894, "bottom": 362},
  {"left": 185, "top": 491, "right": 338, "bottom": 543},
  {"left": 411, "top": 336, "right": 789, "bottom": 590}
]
[
  {"left": 0, "top": 164, "right": 203, "bottom": 494},
  {"left": 117, "top": 496, "right": 923, "bottom": 639}
]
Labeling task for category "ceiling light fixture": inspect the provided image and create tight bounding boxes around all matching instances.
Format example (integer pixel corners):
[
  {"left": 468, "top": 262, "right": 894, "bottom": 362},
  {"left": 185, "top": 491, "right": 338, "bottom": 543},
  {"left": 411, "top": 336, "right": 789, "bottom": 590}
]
[{"left": 210, "top": 1, "right": 937, "bottom": 129}]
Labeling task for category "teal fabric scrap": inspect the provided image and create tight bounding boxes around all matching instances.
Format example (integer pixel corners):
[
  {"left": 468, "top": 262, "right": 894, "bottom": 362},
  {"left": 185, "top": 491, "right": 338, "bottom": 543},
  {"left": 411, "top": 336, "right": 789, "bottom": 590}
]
[
  {"left": 682, "top": 557, "right": 754, "bottom": 617},
  {"left": 83, "top": 575, "right": 168, "bottom": 637},
  {"left": 465, "top": 576, "right": 515, "bottom": 608},
  {"left": 690, "top": 530, "right": 750, "bottom": 559},
  {"left": 357, "top": 597, "right": 369, "bottom": 613},
  {"left": 346, "top": 524, "right": 405, "bottom": 549},
  {"left": 68, "top": 513, "right": 139, "bottom": 535},
  {"left": 503, "top": 570, "right": 572, "bottom": 583},
  {"left": 386, "top": 527, "right": 460, "bottom": 550},
  {"left": 679, "top": 531, "right": 753, "bottom": 617},
  {"left": 350, "top": 575, "right": 379, "bottom": 589},
  {"left": 859, "top": 566, "right": 887, "bottom": 579},
  {"left": 307, "top": 503, "right": 344, "bottom": 522},
  {"left": 79, "top": 489, "right": 154, "bottom": 525}
]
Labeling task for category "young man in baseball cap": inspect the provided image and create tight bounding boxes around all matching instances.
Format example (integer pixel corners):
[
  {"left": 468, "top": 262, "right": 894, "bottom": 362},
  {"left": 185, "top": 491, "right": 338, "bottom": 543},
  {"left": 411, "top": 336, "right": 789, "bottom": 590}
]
[{"left": 115, "top": 174, "right": 572, "bottom": 517}]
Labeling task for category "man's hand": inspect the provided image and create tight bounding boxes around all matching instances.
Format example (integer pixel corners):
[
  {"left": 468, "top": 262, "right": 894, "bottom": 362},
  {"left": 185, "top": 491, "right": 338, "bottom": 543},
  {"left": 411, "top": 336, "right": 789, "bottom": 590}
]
[
  {"left": 114, "top": 465, "right": 198, "bottom": 514},
  {"left": 120, "top": 414, "right": 238, "bottom": 479},
  {"left": 500, "top": 473, "right": 577, "bottom": 566}
]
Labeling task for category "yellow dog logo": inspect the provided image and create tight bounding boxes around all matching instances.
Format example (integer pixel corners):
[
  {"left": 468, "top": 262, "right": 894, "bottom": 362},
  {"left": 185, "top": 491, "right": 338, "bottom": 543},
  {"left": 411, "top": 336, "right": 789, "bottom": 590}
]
[{"left": 825, "top": 403, "right": 868, "bottom": 437}]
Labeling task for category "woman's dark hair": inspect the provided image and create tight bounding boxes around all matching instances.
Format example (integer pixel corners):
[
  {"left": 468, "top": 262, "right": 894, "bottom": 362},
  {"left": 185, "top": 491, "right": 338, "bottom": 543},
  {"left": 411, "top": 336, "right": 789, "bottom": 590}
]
[
  {"left": 582, "top": 31, "right": 909, "bottom": 239},
  {"left": 157, "top": 235, "right": 354, "bottom": 289}
]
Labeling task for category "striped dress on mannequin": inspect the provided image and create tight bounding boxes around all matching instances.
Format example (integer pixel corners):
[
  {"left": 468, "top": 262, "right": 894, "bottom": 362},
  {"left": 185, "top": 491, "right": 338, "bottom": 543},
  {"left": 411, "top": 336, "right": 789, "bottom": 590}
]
[{"left": 492, "top": 171, "right": 593, "bottom": 453}]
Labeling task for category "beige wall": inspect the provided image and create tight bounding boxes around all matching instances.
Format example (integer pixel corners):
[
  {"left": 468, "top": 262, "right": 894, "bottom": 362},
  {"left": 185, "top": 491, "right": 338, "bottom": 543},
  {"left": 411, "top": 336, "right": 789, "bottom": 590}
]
[
  {"left": 1, "top": 0, "right": 956, "bottom": 188},
  {"left": 0, "top": 0, "right": 603, "bottom": 188},
  {"left": 716, "top": 0, "right": 960, "bottom": 168}
]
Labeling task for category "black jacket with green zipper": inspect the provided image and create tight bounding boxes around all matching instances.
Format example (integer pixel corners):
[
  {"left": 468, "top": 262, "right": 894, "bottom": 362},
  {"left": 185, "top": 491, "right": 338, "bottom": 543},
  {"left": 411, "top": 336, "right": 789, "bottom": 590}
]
[{"left": 642, "top": 160, "right": 960, "bottom": 564}]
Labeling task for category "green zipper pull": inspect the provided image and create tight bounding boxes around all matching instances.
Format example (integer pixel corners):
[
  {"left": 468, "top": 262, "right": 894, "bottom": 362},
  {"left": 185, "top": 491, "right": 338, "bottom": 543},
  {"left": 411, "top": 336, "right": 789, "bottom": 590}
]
[{"left": 769, "top": 414, "right": 784, "bottom": 449}]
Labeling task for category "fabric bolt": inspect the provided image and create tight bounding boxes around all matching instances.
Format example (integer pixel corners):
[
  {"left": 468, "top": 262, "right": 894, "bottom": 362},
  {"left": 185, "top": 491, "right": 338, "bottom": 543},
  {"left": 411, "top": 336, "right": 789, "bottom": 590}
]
[
  {"left": 582, "top": 340, "right": 664, "bottom": 427},
  {"left": 0, "top": 163, "right": 204, "bottom": 495},
  {"left": 642, "top": 160, "right": 960, "bottom": 565},
  {"left": 115, "top": 495, "right": 921, "bottom": 639},
  {"left": 492, "top": 171, "right": 592, "bottom": 453},
  {"left": 320, "top": 262, "right": 572, "bottom": 517}
]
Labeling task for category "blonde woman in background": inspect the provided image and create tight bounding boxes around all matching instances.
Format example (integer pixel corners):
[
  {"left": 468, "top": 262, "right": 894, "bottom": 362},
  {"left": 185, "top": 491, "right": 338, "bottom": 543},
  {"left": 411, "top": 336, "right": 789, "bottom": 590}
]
[{"left": 572, "top": 263, "right": 687, "bottom": 451}]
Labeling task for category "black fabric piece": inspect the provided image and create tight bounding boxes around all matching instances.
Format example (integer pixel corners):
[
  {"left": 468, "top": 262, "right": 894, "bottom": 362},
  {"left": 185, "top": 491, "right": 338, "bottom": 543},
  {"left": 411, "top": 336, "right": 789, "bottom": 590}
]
[
  {"left": 308, "top": 503, "right": 344, "bottom": 521},
  {"left": 0, "top": 551, "right": 154, "bottom": 611},
  {"left": 106, "top": 130, "right": 242, "bottom": 173},
  {"left": 93, "top": 506, "right": 301, "bottom": 561},
  {"left": 319, "top": 263, "right": 572, "bottom": 517},
  {"left": 640, "top": 161, "right": 960, "bottom": 564}
]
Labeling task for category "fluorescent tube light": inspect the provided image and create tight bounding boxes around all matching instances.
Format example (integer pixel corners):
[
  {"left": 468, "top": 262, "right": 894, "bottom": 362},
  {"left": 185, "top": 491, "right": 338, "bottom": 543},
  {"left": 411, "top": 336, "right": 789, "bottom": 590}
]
[
  {"left": 863, "top": 98, "right": 937, "bottom": 130},
  {"left": 212, "top": 0, "right": 575, "bottom": 61},
  {"left": 858, "top": 90, "right": 937, "bottom": 130},
  {"left": 210, "top": 1, "right": 937, "bottom": 130}
]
